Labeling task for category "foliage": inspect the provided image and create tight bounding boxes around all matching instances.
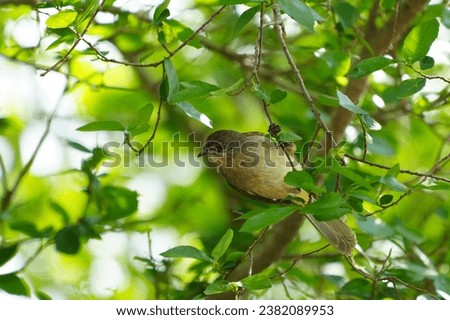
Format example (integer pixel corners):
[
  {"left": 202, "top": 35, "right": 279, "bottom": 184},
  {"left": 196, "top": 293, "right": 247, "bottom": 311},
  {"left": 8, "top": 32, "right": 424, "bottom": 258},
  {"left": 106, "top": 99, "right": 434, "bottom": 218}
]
[{"left": 0, "top": 0, "right": 449, "bottom": 300}]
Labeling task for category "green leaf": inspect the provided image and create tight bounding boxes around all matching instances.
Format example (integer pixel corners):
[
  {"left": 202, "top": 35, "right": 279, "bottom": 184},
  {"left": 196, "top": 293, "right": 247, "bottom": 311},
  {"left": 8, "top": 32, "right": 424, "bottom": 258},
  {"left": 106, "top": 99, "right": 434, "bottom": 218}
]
[
  {"left": 270, "top": 89, "right": 288, "bottom": 104},
  {"left": 386, "top": 163, "right": 400, "bottom": 177},
  {"left": 379, "top": 194, "right": 394, "bottom": 206},
  {"left": 233, "top": 5, "right": 261, "bottom": 37},
  {"left": 176, "top": 102, "right": 213, "bottom": 128},
  {"left": 46, "top": 34, "right": 76, "bottom": 51},
  {"left": 0, "top": 273, "right": 29, "bottom": 296},
  {"left": 163, "top": 58, "right": 179, "bottom": 101},
  {"left": 127, "top": 104, "right": 154, "bottom": 136},
  {"left": 397, "top": 78, "right": 426, "bottom": 98},
  {"left": 330, "top": 163, "right": 375, "bottom": 192},
  {"left": 303, "top": 193, "right": 351, "bottom": 221},
  {"left": 161, "top": 245, "right": 213, "bottom": 263},
  {"left": 76, "top": 121, "right": 125, "bottom": 132},
  {"left": 165, "top": 19, "right": 202, "bottom": 49},
  {"left": 0, "top": 245, "right": 18, "bottom": 267},
  {"left": 136, "top": 103, "right": 154, "bottom": 124},
  {"left": 74, "top": 0, "right": 99, "bottom": 27},
  {"left": 360, "top": 114, "right": 382, "bottom": 131},
  {"left": 278, "top": 0, "right": 315, "bottom": 32},
  {"left": 340, "top": 279, "right": 372, "bottom": 299},
  {"left": 319, "top": 94, "right": 340, "bottom": 107},
  {"left": 337, "top": 90, "right": 367, "bottom": 114},
  {"left": 46, "top": 10, "right": 78, "bottom": 29},
  {"left": 204, "top": 280, "right": 232, "bottom": 295},
  {"left": 218, "top": 0, "right": 266, "bottom": 4},
  {"left": 241, "top": 274, "right": 272, "bottom": 290},
  {"left": 240, "top": 206, "right": 298, "bottom": 232},
  {"left": 349, "top": 56, "right": 394, "bottom": 79},
  {"left": 278, "top": 132, "right": 303, "bottom": 142},
  {"left": 101, "top": 186, "right": 138, "bottom": 220},
  {"left": 419, "top": 56, "right": 435, "bottom": 70},
  {"left": 357, "top": 216, "right": 395, "bottom": 238},
  {"left": 284, "top": 171, "right": 325, "bottom": 194},
  {"left": 402, "top": 18, "right": 440, "bottom": 63},
  {"left": 251, "top": 83, "right": 270, "bottom": 103},
  {"left": 67, "top": 141, "right": 91, "bottom": 153},
  {"left": 211, "top": 229, "right": 234, "bottom": 261},
  {"left": 50, "top": 202, "right": 70, "bottom": 224},
  {"left": 379, "top": 176, "right": 408, "bottom": 192},
  {"left": 55, "top": 226, "right": 80, "bottom": 255},
  {"left": 36, "top": 290, "right": 52, "bottom": 300},
  {"left": 10, "top": 221, "right": 49, "bottom": 238},
  {"left": 334, "top": 1, "right": 357, "bottom": 29},
  {"left": 171, "top": 81, "right": 220, "bottom": 102},
  {"left": 153, "top": 0, "right": 170, "bottom": 26}
]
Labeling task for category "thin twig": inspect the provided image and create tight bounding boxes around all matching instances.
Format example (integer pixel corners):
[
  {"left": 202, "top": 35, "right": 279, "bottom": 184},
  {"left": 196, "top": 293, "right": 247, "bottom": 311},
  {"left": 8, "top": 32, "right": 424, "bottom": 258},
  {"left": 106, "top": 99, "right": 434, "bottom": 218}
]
[
  {"left": 0, "top": 154, "right": 8, "bottom": 195},
  {"left": 16, "top": 240, "right": 51, "bottom": 273},
  {"left": 41, "top": 0, "right": 106, "bottom": 76},
  {"left": 80, "top": 5, "right": 227, "bottom": 69},
  {"left": 225, "top": 227, "right": 270, "bottom": 280},
  {"left": 303, "top": 124, "right": 321, "bottom": 165},
  {"left": 138, "top": 94, "right": 164, "bottom": 155},
  {"left": 271, "top": 244, "right": 330, "bottom": 279},
  {"left": 346, "top": 256, "right": 438, "bottom": 299},
  {"left": 1, "top": 101, "right": 60, "bottom": 211},
  {"left": 405, "top": 63, "right": 450, "bottom": 85},
  {"left": 272, "top": 4, "right": 332, "bottom": 142},
  {"left": 343, "top": 153, "right": 450, "bottom": 183}
]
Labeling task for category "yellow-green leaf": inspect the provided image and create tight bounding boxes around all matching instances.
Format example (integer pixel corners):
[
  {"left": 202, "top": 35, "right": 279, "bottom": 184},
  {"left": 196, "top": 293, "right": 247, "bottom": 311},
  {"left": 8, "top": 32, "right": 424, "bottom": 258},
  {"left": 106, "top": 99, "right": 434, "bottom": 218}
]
[{"left": 46, "top": 10, "right": 78, "bottom": 29}]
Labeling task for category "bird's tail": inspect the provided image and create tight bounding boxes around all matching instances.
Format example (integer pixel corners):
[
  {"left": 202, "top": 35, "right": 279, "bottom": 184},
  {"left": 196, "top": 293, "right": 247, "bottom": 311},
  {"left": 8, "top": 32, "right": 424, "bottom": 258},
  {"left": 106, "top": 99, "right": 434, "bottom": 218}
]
[{"left": 305, "top": 214, "right": 356, "bottom": 256}]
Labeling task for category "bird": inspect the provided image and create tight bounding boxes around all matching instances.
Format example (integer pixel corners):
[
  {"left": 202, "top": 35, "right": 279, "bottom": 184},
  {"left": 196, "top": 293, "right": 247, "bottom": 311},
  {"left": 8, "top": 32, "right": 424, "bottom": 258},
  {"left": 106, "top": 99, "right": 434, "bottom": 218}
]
[{"left": 198, "top": 129, "right": 356, "bottom": 256}]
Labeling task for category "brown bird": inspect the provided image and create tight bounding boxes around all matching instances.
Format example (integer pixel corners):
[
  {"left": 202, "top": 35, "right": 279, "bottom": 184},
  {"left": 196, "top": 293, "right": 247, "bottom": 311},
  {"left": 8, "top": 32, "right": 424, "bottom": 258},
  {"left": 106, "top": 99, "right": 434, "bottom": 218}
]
[{"left": 198, "top": 130, "right": 356, "bottom": 256}]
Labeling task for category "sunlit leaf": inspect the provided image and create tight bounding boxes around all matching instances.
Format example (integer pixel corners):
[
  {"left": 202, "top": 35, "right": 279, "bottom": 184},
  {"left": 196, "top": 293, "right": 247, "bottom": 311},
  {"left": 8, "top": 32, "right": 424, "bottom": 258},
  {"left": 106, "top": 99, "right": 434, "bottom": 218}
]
[
  {"left": 278, "top": 0, "right": 315, "bottom": 31},
  {"left": 402, "top": 18, "right": 439, "bottom": 63},
  {"left": 204, "top": 280, "right": 232, "bottom": 295},
  {"left": 212, "top": 229, "right": 234, "bottom": 261},
  {"left": 241, "top": 274, "right": 271, "bottom": 290},
  {"left": 240, "top": 206, "right": 298, "bottom": 232},
  {"left": 284, "top": 171, "right": 325, "bottom": 193},
  {"left": 349, "top": 56, "right": 394, "bottom": 79},
  {"left": 330, "top": 163, "right": 375, "bottom": 192},
  {"left": 46, "top": 10, "right": 78, "bottom": 29},
  {"left": 76, "top": 121, "right": 125, "bottom": 132},
  {"left": 161, "top": 245, "right": 213, "bottom": 263},
  {"left": 163, "top": 59, "right": 179, "bottom": 101},
  {"left": 379, "top": 176, "right": 408, "bottom": 192},
  {"left": 176, "top": 102, "right": 213, "bottom": 128},
  {"left": 397, "top": 78, "right": 426, "bottom": 98},
  {"left": 232, "top": 5, "right": 261, "bottom": 37},
  {"left": 251, "top": 83, "right": 270, "bottom": 103},
  {"left": 361, "top": 114, "right": 382, "bottom": 131},
  {"left": 153, "top": 0, "right": 170, "bottom": 26},
  {"left": 303, "top": 192, "right": 351, "bottom": 221},
  {"left": 337, "top": 90, "right": 367, "bottom": 114},
  {"left": 171, "top": 81, "right": 220, "bottom": 102}
]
